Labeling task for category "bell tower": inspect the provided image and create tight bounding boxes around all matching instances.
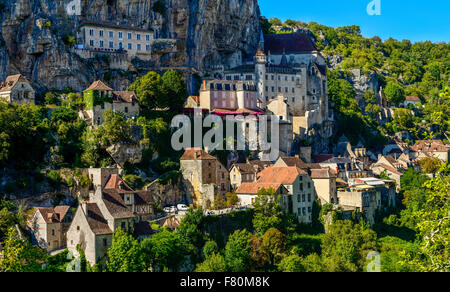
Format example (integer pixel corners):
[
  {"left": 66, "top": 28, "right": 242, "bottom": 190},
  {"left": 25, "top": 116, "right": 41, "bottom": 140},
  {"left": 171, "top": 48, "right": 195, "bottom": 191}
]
[{"left": 254, "top": 44, "right": 267, "bottom": 108}]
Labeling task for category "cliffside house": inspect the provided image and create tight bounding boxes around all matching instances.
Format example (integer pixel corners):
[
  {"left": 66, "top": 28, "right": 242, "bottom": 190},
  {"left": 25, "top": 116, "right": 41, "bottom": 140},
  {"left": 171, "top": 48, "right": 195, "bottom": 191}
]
[
  {"left": 180, "top": 148, "right": 230, "bottom": 209},
  {"left": 26, "top": 206, "right": 73, "bottom": 252},
  {"left": 78, "top": 20, "right": 153, "bottom": 59},
  {"left": 403, "top": 96, "right": 421, "bottom": 107},
  {"left": 79, "top": 80, "right": 139, "bottom": 126},
  {"left": 0, "top": 74, "right": 35, "bottom": 105},
  {"left": 229, "top": 160, "right": 273, "bottom": 190},
  {"left": 409, "top": 140, "right": 449, "bottom": 163},
  {"left": 337, "top": 177, "right": 396, "bottom": 225},
  {"left": 371, "top": 156, "right": 403, "bottom": 191},
  {"left": 67, "top": 169, "right": 155, "bottom": 266},
  {"left": 237, "top": 165, "right": 316, "bottom": 224}
]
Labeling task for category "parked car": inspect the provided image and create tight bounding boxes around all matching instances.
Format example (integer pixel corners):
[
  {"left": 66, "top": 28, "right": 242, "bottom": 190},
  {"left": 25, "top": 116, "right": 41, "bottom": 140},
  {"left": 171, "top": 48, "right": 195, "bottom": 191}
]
[
  {"left": 204, "top": 210, "right": 215, "bottom": 216},
  {"left": 164, "top": 206, "right": 177, "bottom": 213},
  {"left": 177, "top": 204, "right": 189, "bottom": 211}
]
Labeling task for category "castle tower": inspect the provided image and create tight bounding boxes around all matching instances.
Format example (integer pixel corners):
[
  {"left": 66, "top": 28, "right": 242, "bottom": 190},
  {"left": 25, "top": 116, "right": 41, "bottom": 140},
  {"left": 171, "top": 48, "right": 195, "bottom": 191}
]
[{"left": 254, "top": 44, "right": 267, "bottom": 108}]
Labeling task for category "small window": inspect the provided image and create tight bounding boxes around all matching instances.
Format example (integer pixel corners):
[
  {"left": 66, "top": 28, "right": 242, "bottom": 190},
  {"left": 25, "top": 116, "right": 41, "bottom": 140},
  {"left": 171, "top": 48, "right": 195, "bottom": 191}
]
[
  {"left": 127, "top": 33, "right": 132, "bottom": 39},
  {"left": 146, "top": 35, "right": 150, "bottom": 41},
  {"left": 109, "top": 31, "right": 114, "bottom": 38},
  {"left": 124, "top": 107, "right": 128, "bottom": 113},
  {"left": 77, "top": 226, "right": 80, "bottom": 231},
  {"left": 128, "top": 43, "right": 132, "bottom": 50},
  {"left": 137, "top": 44, "right": 141, "bottom": 51},
  {"left": 118, "top": 32, "right": 123, "bottom": 39},
  {"left": 99, "top": 30, "right": 104, "bottom": 37},
  {"left": 103, "top": 238, "right": 107, "bottom": 247}
]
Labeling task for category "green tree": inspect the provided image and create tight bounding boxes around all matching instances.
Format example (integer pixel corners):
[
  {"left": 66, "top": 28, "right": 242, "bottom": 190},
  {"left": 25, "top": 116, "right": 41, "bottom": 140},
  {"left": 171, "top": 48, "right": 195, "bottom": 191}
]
[
  {"left": 252, "top": 188, "right": 283, "bottom": 236},
  {"left": 202, "top": 240, "right": 219, "bottom": 259},
  {"left": 224, "top": 229, "right": 252, "bottom": 272},
  {"left": 321, "top": 220, "right": 378, "bottom": 272},
  {"left": 106, "top": 227, "right": 144, "bottom": 272},
  {"left": 261, "top": 228, "right": 287, "bottom": 267},
  {"left": 127, "top": 71, "right": 168, "bottom": 110},
  {"left": 44, "top": 92, "right": 60, "bottom": 105},
  {"left": 384, "top": 82, "right": 406, "bottom": 106},
  {"left": 0, "top": 227, "right": 47, "bottom": 272},
  {"left": 195, "top": 252, "right": 227, "bottom": 272},
  {"left": 363, "top": 90, "right": 377, "bottom": 104},
  {"left": 278, "top": 254, "right": 305, "bottom": 272},
  {"left": 161, "top": 70, "right": 188, "bottom": 111}
]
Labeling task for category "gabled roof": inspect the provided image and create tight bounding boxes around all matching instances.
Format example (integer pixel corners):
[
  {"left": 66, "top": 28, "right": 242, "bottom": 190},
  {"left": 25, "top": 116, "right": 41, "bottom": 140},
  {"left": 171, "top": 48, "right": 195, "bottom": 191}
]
[
  {"left": 84, "top": 80, "right": 113, "bottom": 92},
  {"left": 310, "top": 168, "right": 336, "bottom": 179},
  {"left": 410, "top": 140, "right": 449, "bottom": 152},
  {"left": 135, "top": 221, "right": 154, "bottom": 236},
  {"left": 232, "top": 163, "right": 256, "bottom": 174},
  {"left": 405, "top": 96, "right": 421, "bottom": 102},
  {"left": 104, "top": 174, "right": 134, "bottom": 192},
  {"left": 80, "top": 20, "right": 153, "bottom": 33},
  {"left": 373, "top": 163, "right": 402, "bottom": 176},
  {"left": 112, "top": 91, "right": 138, "bottom": 103},
  {"left": 180, "top": 148, "right": 216, "bottom": 160},
  {"left": 85, "top": 203, "right": 113, "bottom": 235},
  {"left": 257, "top": 166, "right": 307, "bottom": 185},
  {"left": 0, "top": 74, "right": 31, "bottom": 92},
  {"left": 32, "top": 206, "right": 71, "bottom": 223},
  {"left": 263, "top": 32, "right": 317, "bottom": 55},
  {"left": 236, "top": 182, "right": 284, "bottom": 195},
  {"left": 278, "top": 156, "right": 322, "bottom": 170},
  {"left": 102, "top": 190, "right": 135, "bottom": 219}
]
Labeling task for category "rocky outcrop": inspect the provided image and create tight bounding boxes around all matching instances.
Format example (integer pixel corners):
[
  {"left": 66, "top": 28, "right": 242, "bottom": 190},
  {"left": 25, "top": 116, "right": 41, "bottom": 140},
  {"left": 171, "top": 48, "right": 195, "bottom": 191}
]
[{"left": 0, "top": 0, "right": 261, "bottom": 94}]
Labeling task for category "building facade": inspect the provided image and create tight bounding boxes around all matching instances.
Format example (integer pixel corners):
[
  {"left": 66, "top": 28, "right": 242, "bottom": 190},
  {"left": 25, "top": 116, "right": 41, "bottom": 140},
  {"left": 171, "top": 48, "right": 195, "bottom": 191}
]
[
  {"left": 180, "top": 148, "right": 230, "bottom": 209},
  {"left": 80, "top": 80, "right": 139, "bottom": 126},
  {"left": 78, "top": 20, "right": 153, "bottom": 59},
  {"left": 26, "top": 206, "right": 73, "bottom": 252},
  {"left": 0, "top": 74, "right": 35, "bottom": 105}
]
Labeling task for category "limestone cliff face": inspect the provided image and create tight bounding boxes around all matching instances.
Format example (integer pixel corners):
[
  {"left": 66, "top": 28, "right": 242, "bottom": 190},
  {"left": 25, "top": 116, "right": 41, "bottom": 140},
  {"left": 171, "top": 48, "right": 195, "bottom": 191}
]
[{"left": 0, "top": 0, "right": 261, "bottom": 93}]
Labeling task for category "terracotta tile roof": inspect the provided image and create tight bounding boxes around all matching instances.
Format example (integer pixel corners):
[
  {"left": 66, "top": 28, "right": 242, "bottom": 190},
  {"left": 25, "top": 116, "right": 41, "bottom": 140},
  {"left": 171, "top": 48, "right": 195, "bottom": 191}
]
[
  {"left": 180, "top": 148, "right": 216, "bottom": 160},
  {"left": 210, "top": 108, "right": 263, "bottom": 114},
  {"left": 104, "top": 174, "right": 134, "bottom": 192},
  {"left": 236, "top": 182, "right": 283, "bottom": 194},
  {"left": 85, "top": 203, "right": 113, "bottom": 235},
  {"left": 410, "top": 140, "right": 449, "bottom": 152},
  {"left": 188, "top": 96, "right": 200, "bottom": 105},
  {"left": 84, "top": 80, "right": 113, "bottom": 92},
  {"left": 0, "top": 74, "right": 30, "bottom": 92},
  {"left": 102, "top": 190, "right": 135, "bottom": 219},
  {"left": 163, "top": 216, "right": 180, "bottom": 229},
  {"left": 406, "top": 96, "right": 421, "bottom": 102},
  {"left": 32, "top": 206, "right": 71, "bottom": 223},
  {"left": 257, "top": 166, "right": 307, "bottom": 185},
  {"left": 112, "top": 91, "right": 138, "bottom": 103},
  {"left": 263, "top": 32, "right": 317, "bottom": 55}
]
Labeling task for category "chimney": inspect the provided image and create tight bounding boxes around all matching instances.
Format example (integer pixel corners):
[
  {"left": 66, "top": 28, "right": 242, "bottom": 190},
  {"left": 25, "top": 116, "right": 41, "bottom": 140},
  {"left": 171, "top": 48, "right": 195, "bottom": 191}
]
[
  {"left": 82, "top": 202, "right": 88, "bottom": 215},
  {"left": 194, "top": 151, "right": 198, "bottom": 159},
  {"left": 203, "top": 80, "right": 206, "bottom": 90},
  {"left": 295, "top": 154, "right": 300, "bottom": 158}
]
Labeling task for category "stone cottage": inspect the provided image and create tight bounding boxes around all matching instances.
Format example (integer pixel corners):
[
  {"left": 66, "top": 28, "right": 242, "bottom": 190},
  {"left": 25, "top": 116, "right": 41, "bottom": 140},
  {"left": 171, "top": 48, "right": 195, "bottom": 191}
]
[
  {"left": 180, "top": 148, "right": 230, "bottom": 209},
  {"left": 26, "top": 206, "right": 73, "bottom": 252},
  {"left": 0, "top": 74, "right": 35, "bottom": 105},
  {"left": 79, "top": 80, "right": 139, "bottom": 126}
]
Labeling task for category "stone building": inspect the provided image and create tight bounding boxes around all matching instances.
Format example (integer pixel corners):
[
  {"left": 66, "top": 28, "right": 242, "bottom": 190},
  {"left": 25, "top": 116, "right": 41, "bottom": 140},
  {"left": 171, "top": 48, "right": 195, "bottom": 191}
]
[
  {"left": 66, "top": 186, "right": 135, "bottom": 266},
  {"left": 237, "top": 166, "right": 316, "bottom": 224},
  {"left": 78, "top": 20, "right": 153, "bottom": 60},
  {"left": 310, "top": 168, "right": 338, "bottom": 205},
  {"left": 26, "top": 206, "right": 73, "bottom": 252},
  {"left": 337, "top": 178, "right": 396, "bottom": 225},
  {"left": 229, "top": 160, "right": 273, "bottom": 190},
  {"left": 409, "top": 140, "right": 449, "bottom": 163},
  {"left": 217, "top": 32, "right": 333, "bottom": 153},
  {"left": 79, "top": 80, "right": 139, "bottom": 126},
  {"left": 0, "top": 74, "right": 35, "bottom": 105},
  {"left": 199, "top": 79, "right": 263, "bottom": 114},
  {"left": 66, "top": 168, "right": 156, "bottom": 266},
  {"left": 180, "top": 148, "right": 230, "bottom": 209}
]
